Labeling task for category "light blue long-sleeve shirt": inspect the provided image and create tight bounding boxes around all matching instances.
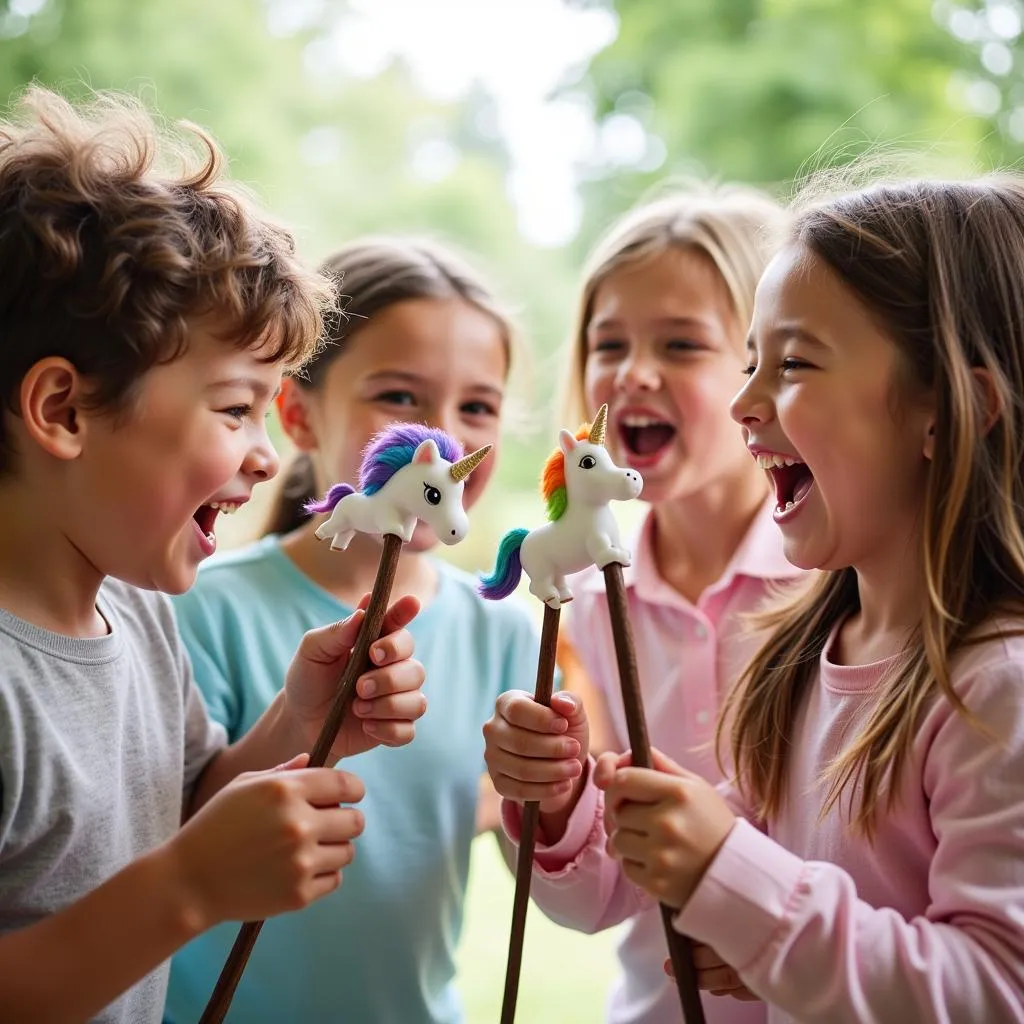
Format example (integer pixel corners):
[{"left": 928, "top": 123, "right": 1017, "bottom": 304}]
[{"left": 163, "top": 535, "right": 540, "bottom": 1024}]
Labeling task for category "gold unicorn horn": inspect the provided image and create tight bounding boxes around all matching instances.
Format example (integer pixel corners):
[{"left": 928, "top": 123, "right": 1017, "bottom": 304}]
[
  {"left": 588, "top": 404, "right": 609, "bottom": 445},
  {"left": 449, "top": 444, "right": 493, "bottom": 482}
]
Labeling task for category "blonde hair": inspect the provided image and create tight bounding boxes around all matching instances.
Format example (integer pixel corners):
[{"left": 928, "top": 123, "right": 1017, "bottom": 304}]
[
  {"left": 561, "top": 181, "right": 789, "bottom": 423},
  {"left": 0, "top": 85, "right": 335, "bottom": 474},
  {"left": 264, "top": 235, "right": 525, "bottom": 536},
  {"left": 719, "top": 176, "right": 1024, "bottom": 837}
]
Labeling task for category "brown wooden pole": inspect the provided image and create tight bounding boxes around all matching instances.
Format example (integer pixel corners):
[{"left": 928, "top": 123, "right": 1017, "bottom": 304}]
[
  {"left": 499, "top": 602, "right": 561, "bottom": 1024},
  {"left": 602, "top": 562, "right": 707, "bottom": 1024},
  {"left": 199, "top": 533, "right": 404, "bottom": 1024}
]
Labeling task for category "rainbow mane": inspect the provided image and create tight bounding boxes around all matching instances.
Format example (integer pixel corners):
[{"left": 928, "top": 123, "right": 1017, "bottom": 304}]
[
  {"left": 360, "top": 423, "right": 463, "bottom": 495},
  {"left": 541, "top": 424, "right": 591, "bottom": 521}
]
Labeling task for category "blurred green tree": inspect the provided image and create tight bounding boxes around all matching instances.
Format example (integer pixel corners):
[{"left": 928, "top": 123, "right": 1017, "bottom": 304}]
[{"left": 569, "top": 0, "right": 1017, "bottom": 248}]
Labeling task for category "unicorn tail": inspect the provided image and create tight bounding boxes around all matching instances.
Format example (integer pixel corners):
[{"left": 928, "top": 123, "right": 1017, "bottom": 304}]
[
  {"left": 304, "top": 482, "right": 355, "bottom": 516},
  {"left": 478, "top": 528, "right": 528, "bottom": 601}
]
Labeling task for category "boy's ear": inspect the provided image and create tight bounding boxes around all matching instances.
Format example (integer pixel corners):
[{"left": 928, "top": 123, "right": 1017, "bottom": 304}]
[
  {"left": 19, "top": 357, "right": 90, "bottom": 460},
  {"left": 276, "top": 378, "right": 318, "bottom": 451}
]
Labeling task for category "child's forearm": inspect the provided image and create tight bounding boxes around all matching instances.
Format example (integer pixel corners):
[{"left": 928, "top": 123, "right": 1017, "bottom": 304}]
[
  {"left": 0, "top": 844, "right": 203, "bottom": 1023},
  {"left": 188, "top": 691, "right": 301, "bottom": 817}
]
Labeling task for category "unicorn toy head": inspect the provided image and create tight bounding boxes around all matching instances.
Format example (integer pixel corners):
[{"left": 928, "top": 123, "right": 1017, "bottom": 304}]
[
  {"left": 306, "top": 423, "right": 492, "bottom": 551},
  {"left": 479, "top": 405, "right": 642, "bottom": 608}
]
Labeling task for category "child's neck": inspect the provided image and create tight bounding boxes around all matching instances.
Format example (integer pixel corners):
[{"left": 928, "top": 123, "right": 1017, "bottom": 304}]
[
  {"left": 835, "top": 549, "right": 925, "bottom": 666},
  {"left": 651, "top": 469, "right": 768, "bottom": 605},
  {"left": 280, "top": 523, "right": 439, "bottom": 609},
  {"left": 0, "top": 482, "right": 108, "bottom": 637}
]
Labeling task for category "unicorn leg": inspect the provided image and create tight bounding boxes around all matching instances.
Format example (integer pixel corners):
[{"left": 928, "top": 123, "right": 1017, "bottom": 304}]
[
  {"left": 555, "top": 574, "right": 573, "bottom": 603},
  {"left": 586, "top": 534, "right": 631, "bottom": 570},
  {"left": 329, "top": 529, "right": 357, "bottom": 551},
  {"left": 528, "top": 574, "right": 562, "bottom": 608}
]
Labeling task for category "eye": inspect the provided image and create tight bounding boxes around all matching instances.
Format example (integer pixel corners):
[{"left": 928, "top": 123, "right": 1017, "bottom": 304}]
[
  {"left": 461, "top": 400, "right": 498, "bottom": 417},
  {"left": 665, "top": 339, "right": 703, "bottom": 353},
  {"left": 591, "top": 338, "right": 626, "bottom": 355},
  {"left": 423, "top": 483, "right": 442, "bottom": 506},
  {"left": 222, "top": 405, "right": 251, "bottom": 421},
  {"left": 376, "top": 390, "right": 417, "bottom": 407},
  {"left": 742, "top": 365, "right": 756, "bottom": 377},
  {"left": 579, "top": 455, "right": 597, "bottom": 469},
  {"left": 781, "top": 358, "right": 812, "bottom": 373}
]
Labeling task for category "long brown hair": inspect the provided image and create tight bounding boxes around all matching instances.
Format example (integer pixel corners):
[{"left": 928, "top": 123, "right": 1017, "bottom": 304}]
[
  {"left": 718, "top": 177, "right": 1024, "bottom": 836},
  {"left": 263, "top": 236, "right": 521, "bottom": 536}
]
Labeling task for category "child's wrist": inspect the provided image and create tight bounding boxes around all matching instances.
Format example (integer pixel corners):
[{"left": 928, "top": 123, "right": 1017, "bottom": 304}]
[
  {"left": 255, "top": 690, "right": 307, "bottom": 761},
  {"left": 141, "top": 841, "right": 214, "bottom": 943}
]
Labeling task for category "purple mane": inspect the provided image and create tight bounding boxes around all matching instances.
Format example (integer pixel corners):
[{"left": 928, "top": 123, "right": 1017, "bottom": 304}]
[
  {"left": 304, "top": 423, "right": 463, "bottom": 515},
  {"left": 360, "top": 423, "right": 463, "bottom": 494}
]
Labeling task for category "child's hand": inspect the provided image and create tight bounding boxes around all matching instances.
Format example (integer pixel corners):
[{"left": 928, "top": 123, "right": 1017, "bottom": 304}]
[
  {"left": 482, "top": 690, "right": 589, "bottom": 815},
  {"left": 284, "top": 594, "right": 426, "bottom": 760},
  {"left": 168, "top": 754, "right": 365, "bottom": 927},
  {"left": 596, "top": 747, "right": 735, "bottom": 909},
  {"left": 663, "top": 944, "right": 761, "bottom": 1002}
]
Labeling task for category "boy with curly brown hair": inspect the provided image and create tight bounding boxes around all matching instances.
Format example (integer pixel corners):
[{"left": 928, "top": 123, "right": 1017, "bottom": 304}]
[{"left": 0, "top": 86, "right": 427, "bottom": 1023}]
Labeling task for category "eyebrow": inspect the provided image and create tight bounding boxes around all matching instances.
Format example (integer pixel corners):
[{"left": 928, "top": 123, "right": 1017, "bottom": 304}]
[
  {"left": 208, "top": 377, "right": 280, "bottom": 401},
  {"left": 746, "top": 324, "right": 829, "bottom": 354},
  {"left": 588, "top": 315, "right": 713, "bottom": 333},
  {"left": 363, "top": 369, "right": 504, "bottom": 398}
]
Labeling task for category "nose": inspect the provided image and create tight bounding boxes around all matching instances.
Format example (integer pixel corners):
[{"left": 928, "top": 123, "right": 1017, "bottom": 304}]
[
  {"left": 615, "top": 348, "right": 660, "bottom": 392},
  {"left": 244, "top": 427, "right": 281, "bottom": 482},
  {"left": 730, "top": 373, "right": 769, "bottom": 428}
]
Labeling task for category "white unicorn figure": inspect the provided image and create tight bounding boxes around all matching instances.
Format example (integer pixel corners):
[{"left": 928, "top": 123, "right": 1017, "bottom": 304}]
[
  {"left": 479, "top": 405, "right": 643, "bottom": 608},
  {"left": 306, "top": 423, "right": 491, "bottom": 550}
]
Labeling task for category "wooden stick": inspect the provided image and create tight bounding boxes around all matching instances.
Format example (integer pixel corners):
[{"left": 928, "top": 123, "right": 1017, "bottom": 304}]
[
  {"left": 199, "top": 533, "right": 404, "bottom": 1024},
  {"left": 499, "top": 602, "right": 561, "bottom": 1024},
  {"left": 602, "top": 562, "right": 707, "bottom": 1024}
]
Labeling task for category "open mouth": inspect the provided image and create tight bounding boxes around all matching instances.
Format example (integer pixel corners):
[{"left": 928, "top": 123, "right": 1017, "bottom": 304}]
[
  {"left": 191, "top": 500, "right": 241, "bottom": 545},
  {"left": 619, "top": 414, "right": 676, "bottom": 460},
  {"left": 756, "top": 453, "right": 814, "bottom": 516}
]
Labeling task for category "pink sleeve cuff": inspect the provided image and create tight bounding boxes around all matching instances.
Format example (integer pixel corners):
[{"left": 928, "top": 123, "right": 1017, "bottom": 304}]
[
  {"left": 500, "top": 761, "right": 604, "bottom": 876},
  {"left": 674, "top": 818, "right": 809, "bottom": 971}
]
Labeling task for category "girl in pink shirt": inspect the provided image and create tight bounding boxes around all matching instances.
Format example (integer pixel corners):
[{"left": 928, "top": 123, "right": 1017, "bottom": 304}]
[
  {"left": 483, "top": 185, "right": 800, "bottom": 1024},
  {"left": 583, "top": 178, "right": 1024, "bottom": 1022}
]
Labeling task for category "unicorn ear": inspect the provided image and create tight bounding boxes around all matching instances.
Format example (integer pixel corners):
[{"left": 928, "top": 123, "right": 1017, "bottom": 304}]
[
  {"left": 558, "top": 429, "right": 578, "bottom": 455},
  {"left": 413, "top": 438, "right": 441, "bottom": 465}
]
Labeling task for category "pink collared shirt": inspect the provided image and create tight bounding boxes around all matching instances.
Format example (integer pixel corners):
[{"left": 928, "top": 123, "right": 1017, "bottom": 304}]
[{"left": 502, "top": 502, "right": 803, "bottom": 1024}]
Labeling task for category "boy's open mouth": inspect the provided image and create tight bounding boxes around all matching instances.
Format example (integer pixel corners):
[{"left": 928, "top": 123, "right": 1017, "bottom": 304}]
[
  {"left": 619, "top": 414, "right": 676, "bottom": 458},
  {"left": 191, "top": 500, "right": 242, "bottom": 542},
  {"left": 756, "top": 453, "right": 814, "bottom": 515}
]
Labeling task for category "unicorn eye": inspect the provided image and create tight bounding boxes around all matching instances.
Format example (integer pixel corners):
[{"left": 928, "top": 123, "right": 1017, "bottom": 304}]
[
  {"left": 423, "top": 483, "right": 442, "bottom": 506},
  {"left": 579, "top": 455, "right": 597, "bottom": 469}
]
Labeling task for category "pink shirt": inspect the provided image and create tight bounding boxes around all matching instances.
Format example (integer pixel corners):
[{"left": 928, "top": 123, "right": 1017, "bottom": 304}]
[
  {"left": 510, "top": 608, "right": 1024, "bottom": 1023},
  {"left": 503, "top": 503, "right": 802, "bottom": 1024}
]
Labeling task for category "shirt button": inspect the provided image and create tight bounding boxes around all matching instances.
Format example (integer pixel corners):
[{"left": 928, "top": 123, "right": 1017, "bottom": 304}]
[
  {"left": 693, "top": 623, "right": 708, "bottom": 640},
  {"left": 696, "top": 710, "right": 711, "bottom": 725}
]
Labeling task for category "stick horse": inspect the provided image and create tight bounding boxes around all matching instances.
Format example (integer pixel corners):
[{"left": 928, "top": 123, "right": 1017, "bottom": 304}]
[
  {"left": 198, "top": 422, "right": 491, "bottom": 1024},
  {"left": 478, "top": 404, "right": 707, "bottom": 1024},
  {"left": 480, "top": 405, "right": 642, "bottom": 606}
]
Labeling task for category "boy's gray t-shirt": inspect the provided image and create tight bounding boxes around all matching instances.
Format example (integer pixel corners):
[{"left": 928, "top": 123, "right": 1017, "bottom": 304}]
[{"left": 0, "top": 578, "right": 227, "bottom": 1023}]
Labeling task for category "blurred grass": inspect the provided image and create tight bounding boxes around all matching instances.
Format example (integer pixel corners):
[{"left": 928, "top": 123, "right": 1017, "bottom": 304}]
[{"left": 456, "top": 835, "right": 620, "bottom": 1024}]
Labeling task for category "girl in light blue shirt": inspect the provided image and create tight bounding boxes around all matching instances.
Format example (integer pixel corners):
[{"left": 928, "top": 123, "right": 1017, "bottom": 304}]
[{"left": 164, "top": 237, "right": 539, "bottom": 1024}]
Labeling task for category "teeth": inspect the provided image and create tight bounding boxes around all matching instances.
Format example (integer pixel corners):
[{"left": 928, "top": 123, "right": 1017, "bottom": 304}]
[
  {"left": 621, "top": 415, "right": 669, "bottom": 428},
  {"left": 209, "top": 501, "right": 241, "bottom": 514},
  {"left": 756, "top": 453, "right": 802, "bottom": 470},
  {"left": 777, "top": 500, "right": 796, "bottom": 513}
]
